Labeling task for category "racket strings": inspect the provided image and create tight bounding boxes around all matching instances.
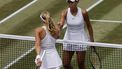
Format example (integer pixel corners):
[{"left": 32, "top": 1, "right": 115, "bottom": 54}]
[{"left": 90, "top": 47, "right": 102, "bottom": 69}]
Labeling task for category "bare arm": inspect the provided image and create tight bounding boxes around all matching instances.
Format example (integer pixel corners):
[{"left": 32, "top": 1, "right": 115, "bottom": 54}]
[
  {"left": 58, "top": 10, "right": 67, "bottom": 29},
  {"left": 82, "top": 10, "right": 94, "bottom": 42},
  {"left": 35, "top": 28, "right": 43, "bottom": 55}
]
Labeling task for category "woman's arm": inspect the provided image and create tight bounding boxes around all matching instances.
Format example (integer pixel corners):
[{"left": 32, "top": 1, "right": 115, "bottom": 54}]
[
  {"left": 58, "top": 9, "right": 67, "bottom": 29},
  {"left": 55, "top": 24, "right": 61, "bottom": 39},
  {"left": 82, "top": 10, "right": 94, "bottom": 42},
  {"left": 35, "top": 28, "right": 44, "bottom": 66},
  {"left": 35, "top": 28, "right": 43, "bottom": 55}
]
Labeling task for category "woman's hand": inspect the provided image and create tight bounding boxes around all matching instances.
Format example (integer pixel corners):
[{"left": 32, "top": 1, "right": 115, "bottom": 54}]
[
  {"left": 57, "top": 22, "right": 62, "bottom": 29},
  {"left": 35, "top": 55, "right": 42, "bottom": 67},
  {"left": 90, "top": 37, "right": 94, "bottom": 42},
  {"left": 36, "top": 58, "right": 42, "bottom": 66}
]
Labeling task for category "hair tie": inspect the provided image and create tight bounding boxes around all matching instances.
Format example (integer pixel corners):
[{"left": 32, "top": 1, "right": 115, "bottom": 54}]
[{"left": 40, "top": 15, "right": 46, "bottom": 22}]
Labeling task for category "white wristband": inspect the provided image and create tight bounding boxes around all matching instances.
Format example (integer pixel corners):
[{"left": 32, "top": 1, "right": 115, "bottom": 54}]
[
  {"left": 35, "top": 55, "right": 40, "bottom": 65},
  {"left": 36, "top": 55, "right": 40, "bottom": 59}
]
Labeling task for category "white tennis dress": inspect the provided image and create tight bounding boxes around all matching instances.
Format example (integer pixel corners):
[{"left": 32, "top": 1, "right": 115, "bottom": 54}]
[
  {"left": 63, "top": 7, "right": 89, "bottom": 51},
  {"left": 39, "top": 26, "right": 62, "bottom": 69}
]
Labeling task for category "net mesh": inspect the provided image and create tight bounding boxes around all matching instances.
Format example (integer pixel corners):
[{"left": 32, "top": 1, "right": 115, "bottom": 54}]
[
  {"left": 0, "top": 34, "right": 122, "bottom": 69},
  {"left": 0, "top": 38, "right": 35, "bottom": 69}
]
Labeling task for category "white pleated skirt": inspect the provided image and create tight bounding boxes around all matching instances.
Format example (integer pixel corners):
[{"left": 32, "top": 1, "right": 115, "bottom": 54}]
[
  {"left": 39, "top": 49, "right": 62, "bottom": 69},
  {"left": 63, "top": 29, "right": 89, "bottom": 51}
]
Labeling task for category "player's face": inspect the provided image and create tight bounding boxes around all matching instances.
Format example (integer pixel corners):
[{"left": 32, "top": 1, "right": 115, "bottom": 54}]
[{"left": 67, "top": 1, "right": 78, "bottom": 9}]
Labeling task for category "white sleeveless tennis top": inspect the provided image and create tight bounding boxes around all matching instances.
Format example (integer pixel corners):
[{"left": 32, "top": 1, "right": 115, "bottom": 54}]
[
  {"left": 41, "top": 26, "right": 56, "bottom": 49},
  {"left": 63, "top": 7, "right": 89, "bottom": 51},
  {"left": 40, "top": 26, "right": 62, "bottom": 68}
]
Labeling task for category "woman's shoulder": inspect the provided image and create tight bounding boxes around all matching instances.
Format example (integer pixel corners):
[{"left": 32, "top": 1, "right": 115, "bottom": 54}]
[
  {"left": 35, "top": 27, "right": 46, "bottom": 40},
  {"left": 61, "top": 9, "right": 67, "bottom": 15},
  {"left": 35, "top": 27, "right": 45, "bottom": 34},
  {"left": 80, "top": 9, "right": 87, "bottom": 14},
  {"left": 60, "top": 9, "right": 68, "bottom": 20},
  {"left": 62, "top": 9, "right": 67, "bottom": 12}
]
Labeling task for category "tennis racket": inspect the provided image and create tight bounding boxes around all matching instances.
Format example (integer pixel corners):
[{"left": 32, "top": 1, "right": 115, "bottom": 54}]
[
  {"left": 36, "top": 50, "right": 46, "bottom": 69},
  {"left": 89, "top": 46, "right": 102, "bottom": 69}
]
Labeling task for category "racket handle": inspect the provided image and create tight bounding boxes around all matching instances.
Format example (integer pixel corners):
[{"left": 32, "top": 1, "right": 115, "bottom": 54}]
[
  {"left": 91, "top": 46, "right": 97, "bottom": 52},
  {"left": 40, "top": 50, "right": 46, "bottom": 61},
  {"left": 36, "top": 66, "right": 40, "bottom": 69}
]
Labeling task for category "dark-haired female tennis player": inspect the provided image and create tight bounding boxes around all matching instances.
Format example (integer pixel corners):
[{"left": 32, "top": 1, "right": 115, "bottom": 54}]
[{"left": 58, "top": 0, "right": 94, "bottom": 69}]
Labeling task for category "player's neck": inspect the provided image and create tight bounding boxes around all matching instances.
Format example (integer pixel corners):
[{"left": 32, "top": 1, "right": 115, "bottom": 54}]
[{"left": 70, "top": 7, "right": 78, "bottom": 16}]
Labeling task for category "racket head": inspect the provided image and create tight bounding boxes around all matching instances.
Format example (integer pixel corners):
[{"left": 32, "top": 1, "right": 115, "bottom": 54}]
[{"left": 89, "top": 47, "right": 102, "bottom": 69}]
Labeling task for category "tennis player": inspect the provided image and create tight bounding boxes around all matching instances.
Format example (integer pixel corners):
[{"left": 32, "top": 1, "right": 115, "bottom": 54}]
[
  {"left": 35, "top": 11, "right": 62, "bottom": 69},
  {"left": 58, "top": 0, "right": 94, "bottom": 69}
]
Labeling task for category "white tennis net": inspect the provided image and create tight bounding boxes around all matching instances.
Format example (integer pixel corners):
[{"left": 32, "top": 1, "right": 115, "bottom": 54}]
[{"left": 0, "top": 34, "right": 122, "bottom": 69}]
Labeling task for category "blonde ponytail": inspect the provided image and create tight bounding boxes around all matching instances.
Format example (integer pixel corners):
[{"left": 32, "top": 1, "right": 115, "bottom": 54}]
[{"left": 40, "top": 11, "right": 56, "bottom": 35}]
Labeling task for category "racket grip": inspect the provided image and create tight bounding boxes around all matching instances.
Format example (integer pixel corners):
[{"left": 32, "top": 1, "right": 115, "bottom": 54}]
[
  {"left": 91, "top": 46, "right": 97, "bottom": 52},
  {"left": 40, "top": 50, "right": 46, "bottom": 61},
  {"left": 36, "top": 66, "right": 40, "bottom": 69}
]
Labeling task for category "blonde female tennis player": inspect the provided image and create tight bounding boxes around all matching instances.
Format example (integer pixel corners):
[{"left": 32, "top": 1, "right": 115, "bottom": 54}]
[{"left": 35, "top": 11, "right": 62, "bottom": 69}]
